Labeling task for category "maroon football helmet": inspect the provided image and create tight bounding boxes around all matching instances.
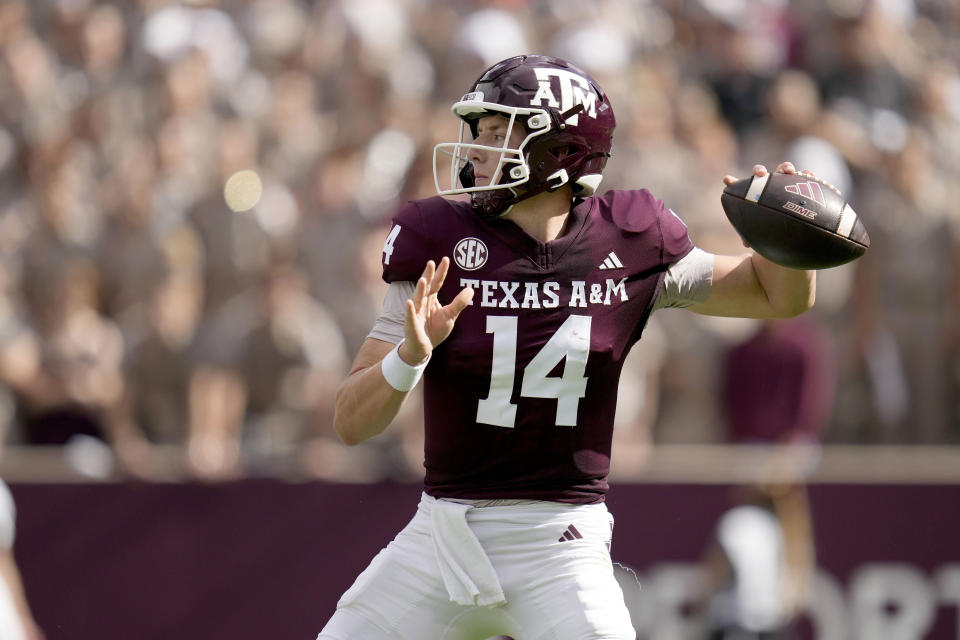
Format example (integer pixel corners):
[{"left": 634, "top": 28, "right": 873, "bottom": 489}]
[{"left": 434, "top": 55, "right": 616, "bottom": 219}]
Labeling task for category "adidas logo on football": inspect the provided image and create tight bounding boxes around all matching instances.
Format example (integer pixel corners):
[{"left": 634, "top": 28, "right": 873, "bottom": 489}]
[
  {"left": 785, "top": 181, "right": 826, "bottom": 206},
  {"left": 598, "top": 251, "right": 623, "bottom": 270},
  {"left": 558, "top": 524, "right": 583, "bottom": 542}
]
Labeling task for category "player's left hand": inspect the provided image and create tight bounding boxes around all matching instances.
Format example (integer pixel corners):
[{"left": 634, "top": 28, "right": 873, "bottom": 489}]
[{"left": 399, "top": 257, "right": 474, "bottom": 365}]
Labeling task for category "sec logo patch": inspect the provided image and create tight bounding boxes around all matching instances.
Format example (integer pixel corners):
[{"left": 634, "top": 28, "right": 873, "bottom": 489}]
[{"left": 454, "top": 237, "right": 488, "bottom": 271}]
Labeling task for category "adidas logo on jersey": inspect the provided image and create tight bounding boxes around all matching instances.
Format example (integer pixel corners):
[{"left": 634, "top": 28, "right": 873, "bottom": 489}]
[
  {"left": 558, "top": 524, "right": 583, "bottom": 542},
  {"left": 598, "top": 251, "right": 623, "bottom": 270}
]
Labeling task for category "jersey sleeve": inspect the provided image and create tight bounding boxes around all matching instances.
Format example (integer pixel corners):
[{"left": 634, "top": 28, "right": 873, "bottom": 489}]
[{"left": 381, "top": 201, "right": 434, "bottom": 284}]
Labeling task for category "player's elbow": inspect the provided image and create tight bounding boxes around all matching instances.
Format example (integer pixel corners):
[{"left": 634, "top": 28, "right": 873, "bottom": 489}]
[
  {"left": 801, "top": 285, "right": 816, "bottom": 314},
  {"left": 334, "top": 425, "right": 363, "bottom": 447},
  {"left": 782, "top": 298, "right": 813, "bottom": 318},
  {"left": 332, "top": 388, "right": 364, "bottom": 446},
  {"left": 332, "top": 411, "right": 365, "bottom": 446},
  {"left": 777, "top": 279, "right": 816, "bottom": 318}
]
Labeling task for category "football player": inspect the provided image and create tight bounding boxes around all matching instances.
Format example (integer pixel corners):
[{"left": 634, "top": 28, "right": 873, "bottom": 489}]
[{"left": 318, "top": 55, "right": 815, "bottom": 640}]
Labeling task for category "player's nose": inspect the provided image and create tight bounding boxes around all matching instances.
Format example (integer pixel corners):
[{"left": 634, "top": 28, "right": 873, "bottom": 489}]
[{"left": 468, "top": 145, "right": 486, "bottom": 165}]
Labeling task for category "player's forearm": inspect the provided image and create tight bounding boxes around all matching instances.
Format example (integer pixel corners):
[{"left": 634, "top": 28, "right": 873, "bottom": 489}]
[
  {"left": 333, "top": 361, "right": 408, "bottom": 445},
  {"left": 750, "top": 252, "right": 816, "bottom": 317},
  {"left": 691, "top": 253, "right": 814, "bottom": 318}
]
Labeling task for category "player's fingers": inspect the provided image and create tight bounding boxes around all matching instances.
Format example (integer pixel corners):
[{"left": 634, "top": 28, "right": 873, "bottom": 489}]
[
  {"left": 722, "top": 174, "right": 738, "bottom": 185},
  {"left": 404, "top": 299, "right": 431, "bottom": 355},
  {"left": 420, "top": 259, "right": 436, "bottom": 285},
  {"left": 424, "top": 261, "right": 439, "bottom": 307},
  {"left": 404, "top": 298, "right": 417, "bottom": 329},
  {"left": 776, "top": 161, "right": 797, "bottom": 174},
  {"left": 412, "top": 276, "right": 428, "bottom": 312},
  {"left": 752, "top": 164, "right": 769, "bottom": 177},
  {"left": 430, "top": 257, "right": 450, "bottom": 295}
]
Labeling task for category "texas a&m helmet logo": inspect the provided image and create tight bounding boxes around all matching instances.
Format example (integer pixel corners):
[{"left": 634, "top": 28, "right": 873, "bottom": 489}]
[
  {"left": 454, "top": 237, "right": 488, "bottom": 271},
  {"left": 529, "top": 68, "right": 598, "bottom": 126}
]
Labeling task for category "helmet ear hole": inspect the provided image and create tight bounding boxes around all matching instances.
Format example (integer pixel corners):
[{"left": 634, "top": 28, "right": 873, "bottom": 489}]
[{"left": 551, "top": 144, "right": 575, "bottom": 160}]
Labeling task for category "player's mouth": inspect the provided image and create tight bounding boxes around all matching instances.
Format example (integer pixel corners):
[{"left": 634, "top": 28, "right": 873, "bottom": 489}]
[{"left": 474, "top": 173, "right": 490, "bottom": 186}]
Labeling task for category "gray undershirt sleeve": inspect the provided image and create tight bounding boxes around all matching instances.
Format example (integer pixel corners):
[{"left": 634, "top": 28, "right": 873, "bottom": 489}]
[
  {"left": 652, "top": 247, "right": 716, "bottom": 311},
  {"left": 368, "top": 281, "right": 415, "bottom": 344}
]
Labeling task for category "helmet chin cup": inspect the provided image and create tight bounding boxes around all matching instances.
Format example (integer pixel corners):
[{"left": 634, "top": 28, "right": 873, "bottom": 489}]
[
  {"left": 458, "top": 161, "right": 476, "bottom": 189},
  {"left": 472, "top": 164, "right": 524, "bottom": 220},
  {"left": 471, "top": 189, "right": 514, "bottom": 220}
]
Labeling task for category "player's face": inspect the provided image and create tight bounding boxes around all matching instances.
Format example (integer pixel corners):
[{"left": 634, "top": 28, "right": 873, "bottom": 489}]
[{"left": 469, "top": 115, "right": 526, "bottom": 187}]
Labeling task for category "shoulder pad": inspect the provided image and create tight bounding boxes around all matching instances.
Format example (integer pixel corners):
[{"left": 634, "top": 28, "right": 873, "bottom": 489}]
[{"left": 381, "top": 197, "right": 468, "bottom": 283}]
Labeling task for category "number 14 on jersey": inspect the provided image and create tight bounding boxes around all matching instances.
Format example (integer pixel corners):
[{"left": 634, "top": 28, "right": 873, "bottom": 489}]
[{"left": 476, "top": 315, "right": 591, "bottom": 428}]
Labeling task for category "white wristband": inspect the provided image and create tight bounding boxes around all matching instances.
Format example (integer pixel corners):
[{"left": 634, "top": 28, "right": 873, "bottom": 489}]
[{"left": 381, "top": 341, "right": 429, "bottom": 392}]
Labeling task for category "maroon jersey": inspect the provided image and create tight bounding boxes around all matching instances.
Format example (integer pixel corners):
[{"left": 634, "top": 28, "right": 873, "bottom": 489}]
[{"left": 382, "top": 190, "right": 694, "bottom": 503}]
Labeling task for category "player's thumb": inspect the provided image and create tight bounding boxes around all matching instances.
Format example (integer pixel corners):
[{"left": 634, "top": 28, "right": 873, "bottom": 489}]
[{"left": 447, "top": 286, "right": 474, "bottom": 319}]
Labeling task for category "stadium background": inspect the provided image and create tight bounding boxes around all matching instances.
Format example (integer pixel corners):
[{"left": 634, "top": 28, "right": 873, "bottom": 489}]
[{"left": 0, "top": 0, "right": 958, "bottom": 638}]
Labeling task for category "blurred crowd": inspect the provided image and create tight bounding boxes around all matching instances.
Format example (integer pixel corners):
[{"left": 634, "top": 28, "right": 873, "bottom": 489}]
[{"left": 0, "top": 0, "right": 957, "bottom": 482}]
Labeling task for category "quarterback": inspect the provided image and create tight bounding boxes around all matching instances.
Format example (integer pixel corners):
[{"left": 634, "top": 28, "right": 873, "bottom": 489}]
[{"left": 318, "top": 55, "right": 815, "bottom": 640}]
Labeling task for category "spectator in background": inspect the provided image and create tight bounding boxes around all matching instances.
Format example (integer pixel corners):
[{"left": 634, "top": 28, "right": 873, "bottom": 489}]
[
  {"left": 120, "top": 270, "right": 205, "bottom": 479},
  {"left": 187, "top": 259, "right": 349, "bottom": 479},
  {"left": 299, "top": 144, "right": 374, "bottom": 355},
  {"left": 695, "top": 311, "right": 835, "bottom": 638},
  {"left": 232, "top": 260, "right": 348, "bottom": 475},
  {"left": 690, "top": 0, "right": 789, "bottom": 136},
  {"left": 722, "top": 316, "right": 836, "bottom": 445},
  {"left": 739, "top": 69, "right": 826, "bottom": 169},
  {"left": 0, "top": 478, "right": 43, "bottom": 640},
  {"left": 94, "top": 137, "right": 169, "bottom": 326},
  {"left": 697, "top": 481, "right": 815, "bottom": 640},
  {"left": 5, "top": 255, "right": 135, "bottom": 477},
  {"left": 850, "top": 127, "right": 958, "bottom": 443},
  {"left": 817, "top": 7, "right": 916, "bottom": 120},
  {"left": 0, "top": 369, "right": 38, "bottom": 639}
]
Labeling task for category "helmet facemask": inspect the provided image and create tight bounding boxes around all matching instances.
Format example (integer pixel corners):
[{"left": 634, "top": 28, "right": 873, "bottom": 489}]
[{"left": 434, "top": 102, "right": 551, "bottom": 219}]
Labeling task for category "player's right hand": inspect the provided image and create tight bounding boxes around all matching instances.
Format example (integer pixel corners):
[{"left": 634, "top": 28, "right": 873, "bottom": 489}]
[{"left": 399, "top": 257, "right": 473, "bottom": 365}]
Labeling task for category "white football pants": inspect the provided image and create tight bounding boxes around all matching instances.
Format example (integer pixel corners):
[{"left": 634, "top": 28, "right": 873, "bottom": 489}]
[{"left": 317, "top": 493, "right": 636, "bottom": 640}]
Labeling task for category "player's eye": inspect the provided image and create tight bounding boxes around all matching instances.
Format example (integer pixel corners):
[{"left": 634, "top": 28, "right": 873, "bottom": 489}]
[{"left": 474, "top": 131, "right": 505, "bottom": 144}]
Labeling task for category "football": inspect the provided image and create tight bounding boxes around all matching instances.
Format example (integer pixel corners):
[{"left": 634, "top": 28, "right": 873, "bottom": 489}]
[{"left": 721, "top": 172, "right": 870, "bottom": 269}]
